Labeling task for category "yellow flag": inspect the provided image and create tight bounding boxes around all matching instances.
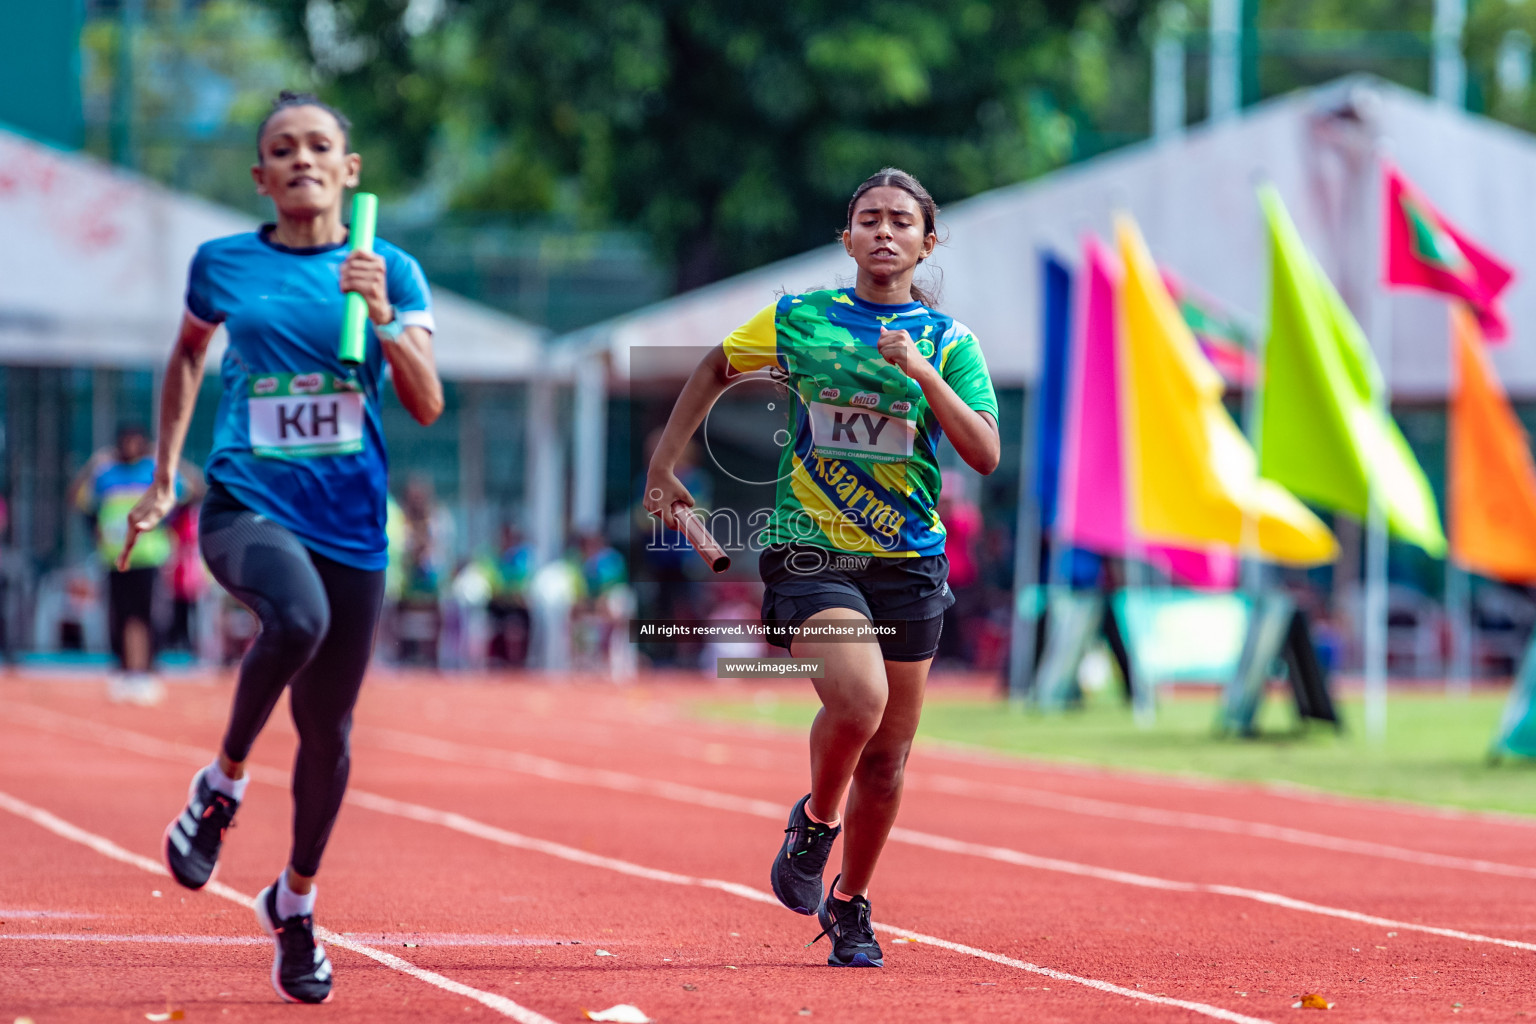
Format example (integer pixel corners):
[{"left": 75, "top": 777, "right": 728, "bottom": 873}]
[{"left": 1116, "top": 216, "right": 1337, "bottom": 565}]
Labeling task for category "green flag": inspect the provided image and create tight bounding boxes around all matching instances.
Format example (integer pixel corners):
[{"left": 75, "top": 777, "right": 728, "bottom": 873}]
[{"left": 1258, "top": 186, "right": 1446, "bottom": 556}]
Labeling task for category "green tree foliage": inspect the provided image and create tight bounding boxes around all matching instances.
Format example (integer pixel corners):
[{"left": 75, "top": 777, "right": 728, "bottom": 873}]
[
  {"left": 81, "top": 0, "right": 315, "bottom": 211},
  {"left": 266, "top": 0, "right": 1157, "bottom": 287}
]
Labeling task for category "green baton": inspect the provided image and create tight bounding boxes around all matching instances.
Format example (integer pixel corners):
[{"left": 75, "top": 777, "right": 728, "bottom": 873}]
[{"left": 339, "top": 191, "right": 378, "bottom": 365}]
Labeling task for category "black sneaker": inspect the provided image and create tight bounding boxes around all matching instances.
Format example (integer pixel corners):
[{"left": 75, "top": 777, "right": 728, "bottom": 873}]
[
  {"left": 254, "top": 882, "right": 333, "bottom": 1004},
  {"left": 770, "top": 794, "right": 841, "bottom": 915},
  {"left": 808, "top": 876, "right": 883, "bottom": 967},
  {"left": 162, "top": 768, "right": 239, "bottom": 890}
]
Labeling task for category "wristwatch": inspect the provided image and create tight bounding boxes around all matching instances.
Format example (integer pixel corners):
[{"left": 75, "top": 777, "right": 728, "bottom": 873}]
[{"left": 374, "top": 307, "right": 405, "bottom": 342}]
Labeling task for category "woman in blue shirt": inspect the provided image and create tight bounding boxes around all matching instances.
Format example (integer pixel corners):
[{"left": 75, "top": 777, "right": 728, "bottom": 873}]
[{"left": 118, "top": 91, "right": 444, "bottom": 1004}]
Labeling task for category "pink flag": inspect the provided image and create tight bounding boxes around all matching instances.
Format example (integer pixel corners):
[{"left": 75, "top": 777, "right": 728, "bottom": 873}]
[
  {"left": 1057, "top": 236, "right": 1238, "bottom": 589},
  {"left": 1384, "top": 164, "right": 1514, "bottom": 342}
]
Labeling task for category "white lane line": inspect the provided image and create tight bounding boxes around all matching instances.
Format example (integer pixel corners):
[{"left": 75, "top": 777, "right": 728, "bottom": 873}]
[
  {"left": 353, "top": 726, "right": 1536, "bottom": 953},
  {"left": 16, "top": 702, "right": 1536, "bottom": 956},
  {"left": 0, "top": 933, "right": 268, "bottom": 944},
  {"left": 364, "top": 715, "right": 1536, "bottom": 878},
  {"left": 592, "top": 696, "right": 1536, "bottom": 830},
  {"left": 0, "top": 706, "right": 1272, "bottom": 1023},
  {"left": 911, "top": 774, "right": 1536, "bottom": 880},
  {"left": 344, "top": 788, "right": 1276, "bottom": 1024},
  {"left": 0, "top": 933, "right": 581, "bottom": 948},
  {"left": 0, "top": 789, "right": 558, "bottom": 1024}
]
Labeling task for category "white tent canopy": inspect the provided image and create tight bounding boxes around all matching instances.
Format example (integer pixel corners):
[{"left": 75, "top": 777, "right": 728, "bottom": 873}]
[
  {"left": 574, "top": 76, "right": 1536, "bottom": 397},
  {"left": 0, "top": 127, "right": 547, "bottom": 380}
]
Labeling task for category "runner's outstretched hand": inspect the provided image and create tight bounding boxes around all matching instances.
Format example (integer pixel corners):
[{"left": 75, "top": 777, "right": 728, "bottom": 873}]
[{"left": 118, "top": 480, "right": 177, "bottom": 571}]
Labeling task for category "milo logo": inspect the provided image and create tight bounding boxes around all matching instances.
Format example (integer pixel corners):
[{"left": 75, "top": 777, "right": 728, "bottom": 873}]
[
  {"left": 819, "top": 387, "right": 840, "bottom": 401},
  {"left": 291, "top": 373, "right": 324, "bottom": 394},
  {"left": 890, "top": 400, "right": 912, "bottom": 415},
  {"left": 252, "top": 376, "right": 279, "bottom": 396},
  {"left": 850, "top": 392, "right": 879, "bottom": 408}
]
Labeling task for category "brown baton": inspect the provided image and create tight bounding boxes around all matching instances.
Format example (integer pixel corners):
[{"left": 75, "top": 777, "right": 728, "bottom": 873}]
[{"left": 671, "top": 501, "right": 730, "bottom": 573}]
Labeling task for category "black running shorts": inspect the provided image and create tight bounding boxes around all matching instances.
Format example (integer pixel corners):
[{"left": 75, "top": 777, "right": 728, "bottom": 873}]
[{"left": 758, "top": 543, "right": 953, "bottom": 662}]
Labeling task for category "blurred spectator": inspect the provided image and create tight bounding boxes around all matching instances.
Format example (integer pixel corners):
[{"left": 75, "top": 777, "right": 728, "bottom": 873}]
[
  {"left": 442, "top": 557, "right": 495, "bottom": 670},
  {"left": 68, "top": 425, "right": 202, "bottom": 704},
  {"left": 487, "top": 524, "right": 535, "bottom": 667},
  {"left": 392, "top": 476, "right": 455, "bottom": 666},
  {"left": 633, "top": 429, "right": 710, "bottom": 667},
  {"left": 163, "top": 503, "right": 206, "bottom": 653},
  {"left": 572, "top": 531, "right": 637, "bottom": 678},
  {"left": 703, "top": 581, "right": 767, "bottom": 665},
  {"left": 938, "top": 469, "right": 983, "bottom": 667}
]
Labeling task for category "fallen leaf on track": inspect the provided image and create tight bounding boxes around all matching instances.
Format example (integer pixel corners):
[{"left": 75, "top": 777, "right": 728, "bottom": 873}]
[
  {"left": 1292, "top": 994, "right": 1334, "bottom": 1010},
  {"left": 583, "top": 1005, "right": 652, "bottom": 1023}
]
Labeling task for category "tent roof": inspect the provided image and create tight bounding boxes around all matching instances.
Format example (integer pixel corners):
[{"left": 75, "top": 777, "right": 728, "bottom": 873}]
[
  {"left": 0, "top": 127, "right": 547, "bottom": 381},
  {"left": 571, "top": 76, "right": 1536, "bottom": 397}
]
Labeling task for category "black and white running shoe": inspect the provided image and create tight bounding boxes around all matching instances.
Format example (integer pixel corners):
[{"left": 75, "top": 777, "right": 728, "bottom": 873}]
[
  {"left": 809, "top": 875, "right": 883, "bottom": 967},
  {"left": 770, "top": 793, "right": 841, "bottom": 915},
  {"left": 162, "top": 768, "right": 238, "bottom": 890},
  {"left": 254, "top": 881, "right": 334, "bottom": 1004}
]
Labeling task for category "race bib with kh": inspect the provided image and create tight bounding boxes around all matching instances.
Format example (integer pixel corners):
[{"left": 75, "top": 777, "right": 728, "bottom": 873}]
[
  {"left": 808, "top": 391, "right": 916, "bottom": 463},
  {"left": 248, "top": 373, "right": 365, "bottom": 458}
]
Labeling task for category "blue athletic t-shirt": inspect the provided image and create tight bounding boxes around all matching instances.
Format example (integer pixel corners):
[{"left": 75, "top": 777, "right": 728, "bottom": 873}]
[{"left": 185, "top": 226, "right": 435, "bottom": 570}]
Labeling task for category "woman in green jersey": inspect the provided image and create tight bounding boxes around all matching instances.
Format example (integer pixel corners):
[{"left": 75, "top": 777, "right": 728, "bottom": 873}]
[{"left": 645, "top": 168, "right": 999, "bottom": 967}]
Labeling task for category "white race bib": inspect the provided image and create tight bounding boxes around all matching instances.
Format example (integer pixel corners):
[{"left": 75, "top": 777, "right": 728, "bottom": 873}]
[
  {"left": 808, "top": 399, "right": 915, "bottom": 463},
  {"left": 248, "top": 373, "right": 365, "bottom": 458}
]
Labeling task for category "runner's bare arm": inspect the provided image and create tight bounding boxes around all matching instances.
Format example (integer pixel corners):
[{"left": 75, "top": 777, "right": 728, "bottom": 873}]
[
  {"left": 381, "top": 325, "right": 442, "bottom": 425},
  {"left": 341, "top": 249, "right": 443, "bottom": 425},
  {"left": 119, "top": 312, "right": 219, "bottom": 570},
  {"left": 878, "top": 327, "right": 1000, "bottom": 474},
  {"left": 644, "top": 342, "right": 734, "bottom": 529}
]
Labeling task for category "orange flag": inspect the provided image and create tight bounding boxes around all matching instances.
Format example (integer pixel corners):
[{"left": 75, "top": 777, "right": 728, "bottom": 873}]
[{"left": 1450, "top": 305, "right": 1536, "bottom": 581}]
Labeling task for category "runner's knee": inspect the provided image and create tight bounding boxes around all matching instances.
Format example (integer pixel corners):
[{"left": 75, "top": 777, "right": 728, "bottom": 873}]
[
  {"left": 820, "top": 683, "right": 887, "bottom": 739},
  {"left": 265, "top": 598, "right": 329, "bottom": 663},
  {"left": 855, "top": 741, "right": 912, "bottom": 797}
]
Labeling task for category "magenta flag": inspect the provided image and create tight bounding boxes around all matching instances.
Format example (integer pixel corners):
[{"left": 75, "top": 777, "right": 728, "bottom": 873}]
[{"left": 1056, "top": 235, "right": 1238, "bottom": 589}]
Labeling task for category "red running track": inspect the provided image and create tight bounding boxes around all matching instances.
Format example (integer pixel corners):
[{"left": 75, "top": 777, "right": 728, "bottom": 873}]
[{"left": 2, "top": 672, "right": 1533, "bottom": 1023}]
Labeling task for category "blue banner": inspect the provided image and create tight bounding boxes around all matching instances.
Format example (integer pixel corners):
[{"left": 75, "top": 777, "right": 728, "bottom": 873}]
[{"left": 1033, "top": 251, "right": 1074, "bottom": 529}]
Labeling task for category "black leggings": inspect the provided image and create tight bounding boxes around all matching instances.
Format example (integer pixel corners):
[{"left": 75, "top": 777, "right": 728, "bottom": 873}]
[{"left": 200, "top": 484, "right": 385, "bottom": 877}]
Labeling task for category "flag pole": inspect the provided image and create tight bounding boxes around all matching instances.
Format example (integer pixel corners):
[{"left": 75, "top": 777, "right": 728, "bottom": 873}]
[
  {"left": 1446, "top": 306, "right": 1473, "bottom": 697},
  {"left": 1447, "top": 561, "right": 1472, "bottom": 696},
  {"left": 1007, "top": 343, "right": 1043, "bottom": 704},
  {"left": 1364, "top": 149, "right": 1393, "bottom": 744}
]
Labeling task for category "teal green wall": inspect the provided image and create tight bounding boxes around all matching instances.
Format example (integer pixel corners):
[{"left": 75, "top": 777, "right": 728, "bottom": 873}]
[{"left": 0, "top": 0, "right": 84, "bottom": 149}]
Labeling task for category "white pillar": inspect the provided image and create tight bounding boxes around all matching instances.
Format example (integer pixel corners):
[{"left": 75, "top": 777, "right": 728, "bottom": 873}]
[
  {"left": 1208, "top": 0, "right": 1241, "bottom": 122},
  {"left": 572, "top": 356, "right": 607, "bottom": 535},
  {"left": 524, "top": 378, "right": 566, "bottom": 568},
  {"left": 1153, "top": 5, "right": 1188, "bottom": 139},
  {"left": 1433, "top": 0, "right": 1467, "bottom": 108}
]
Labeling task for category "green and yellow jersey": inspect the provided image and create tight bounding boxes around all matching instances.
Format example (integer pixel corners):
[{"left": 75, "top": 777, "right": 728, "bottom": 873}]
[{"left": 723, "top": 288, "right": 997, "bottom": 558}]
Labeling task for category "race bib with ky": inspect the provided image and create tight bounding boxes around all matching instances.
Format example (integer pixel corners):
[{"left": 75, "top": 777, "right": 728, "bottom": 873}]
[
  {"left": 248, "top": 372, "right": 365, "bottom": 458},
  {"left": 806, "top": 389, "right": 916, "bottom": 463}
]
